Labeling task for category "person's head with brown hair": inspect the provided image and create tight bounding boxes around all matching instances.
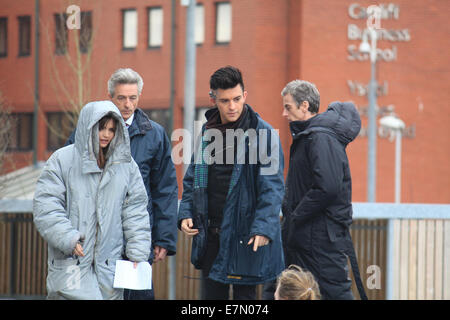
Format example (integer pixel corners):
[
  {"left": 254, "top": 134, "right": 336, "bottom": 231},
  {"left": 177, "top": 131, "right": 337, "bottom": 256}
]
[
  {"left": 274, "top": 264, "right": 321, "bottom": 300},
  {"left": 97, "top": 113, "right": 118, "bottom": 169}
]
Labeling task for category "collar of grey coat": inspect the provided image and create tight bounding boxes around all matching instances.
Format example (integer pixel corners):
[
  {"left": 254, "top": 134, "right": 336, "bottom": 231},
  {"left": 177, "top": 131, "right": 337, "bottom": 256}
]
[{"left": 74, "top": 101, "right": 132, "bottom": 174}]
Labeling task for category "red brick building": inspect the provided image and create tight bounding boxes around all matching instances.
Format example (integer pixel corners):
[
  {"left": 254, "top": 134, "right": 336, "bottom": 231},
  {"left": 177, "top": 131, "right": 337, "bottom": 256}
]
[{"left": 0, "top": 0, "right": 449, "bottom": 204}]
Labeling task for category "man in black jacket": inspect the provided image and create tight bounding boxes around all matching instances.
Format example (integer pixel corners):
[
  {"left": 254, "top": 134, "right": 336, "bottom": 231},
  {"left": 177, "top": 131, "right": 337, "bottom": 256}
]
[{"left": 280, "top": 80, "right": 367, "bottom": 300}]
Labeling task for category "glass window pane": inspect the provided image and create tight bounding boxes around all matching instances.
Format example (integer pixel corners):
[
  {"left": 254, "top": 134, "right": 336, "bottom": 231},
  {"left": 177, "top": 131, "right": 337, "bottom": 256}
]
[
  {"left": 123, "top": 10, "right": 137, "bottom": 49},
  {"left": 148, "top": 7, "right": 163, "bottom": 47},
  {"left": 142, "top": 109, "right": 170, "bottom": 135},
  {"left": 18, "top": 16, "right": 31, "bottom": 56},
  {"left": 195, "top": 4, "right": 204, "bottom": 45},
  {"left": 79, "top": 11, "right": 92, "bottom": 53},
  {"left": 216, "top": 3, "right": 231, "bottom": 43},
  {"left": 0, "top": 18, "right": 7, "bottom": 57},
  {"left": 9, "top": 116, "right": 18, "bottom": 149},
  {"left": 47, "top": 113, "right": 60, "bottom": 150},
  {"left": 19, "top": 114, "right": 31, "bottom": 149},
  {"left": 54, "top": 13, "right": 67, "bottom": 55},
  {"left": 47, "top": 112, "right": 75, "bottom": 151},
  {"left": 7, "top": 113, "right": 32, "bottom": 151}
]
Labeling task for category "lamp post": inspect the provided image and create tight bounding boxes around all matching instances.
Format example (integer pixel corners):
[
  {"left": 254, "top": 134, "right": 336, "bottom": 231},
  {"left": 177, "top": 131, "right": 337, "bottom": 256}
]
[
  {"left": 359, "top": 28, "right": 378, "bottom": 203},
  {"left": 380, "top": 115, "right": 405, "bottom": 203},
  {"left": 379, "top": 114, "right": 405, "bottom": 300},
  {"left": 182, "top": 0, "right": 196, "bottom": 175}
]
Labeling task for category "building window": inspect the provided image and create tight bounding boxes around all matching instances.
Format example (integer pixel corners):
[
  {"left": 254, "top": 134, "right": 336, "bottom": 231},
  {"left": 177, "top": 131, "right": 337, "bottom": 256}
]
[
  {"left": 215, "top": 2, "right": 231, "bottom": 44},
  {"left": 8, "top": 113, "right": 33, "bottom": 151},
  {"left": 0, "top": 17, "right": 7, "bottom": 57},
  {"left": 122, "top": 9, "right": 137, "bottom": 50},
  {"left": 195, "top": 4, "right": 205, "bottom": 45},
  {"left": 54, "top": 13, "right": 68, "bottom": 55},
  {"left": 47, "top": 112, "right": 76, "bottom": 151},
  {"left": 142, "top": 109, "right": 171, "bottom": 135},
  {"left": 18, "top": 16, "right": 31, "bottom": 56},
  {"left": 79, "top": 11, "right": 92, "bottom": 53},
  {"left": 148, "top": 7, "right": 163, "bottom": 48}
]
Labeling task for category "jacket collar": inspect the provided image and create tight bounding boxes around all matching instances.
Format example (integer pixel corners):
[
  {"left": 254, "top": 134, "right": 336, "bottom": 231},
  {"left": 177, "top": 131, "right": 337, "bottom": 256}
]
[
  {"left": 289, "top": 101, "right": 361, "bottom": 145},
  {"left": 204, "top": 104, "right": 259, "bottom": 131},
  {"left": 289, "top": 116, "right": 315, "bottom": 139},
  {"left": 128, "top": 108, "right": 153, "bottom": 137}
]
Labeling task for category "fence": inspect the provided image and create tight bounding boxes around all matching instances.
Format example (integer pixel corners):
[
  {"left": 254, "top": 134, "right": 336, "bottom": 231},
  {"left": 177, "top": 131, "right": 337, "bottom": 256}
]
[
  {"left": 0, "top": 213, "right": 386, "bottom": 299},
  {"left": 1, "top": 203, "right": 449, "bottom": 299},
  {"left": 391, "top": 219, "right": 450, "bottom": 299},
  {"left": 0, "top": 213, "right": 47, "bottom": 298},
  {"left": 352, "top": 202, "right": 450, "bottom": 300}
]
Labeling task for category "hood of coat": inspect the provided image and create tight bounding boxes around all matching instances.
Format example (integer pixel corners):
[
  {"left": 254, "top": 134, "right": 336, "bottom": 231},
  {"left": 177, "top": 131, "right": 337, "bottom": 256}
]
[
  {"left": 74, "top": 101, "right": 131, "bottom": 170},
  {"left": 290, "top": 101, "right": 361, "bottom": 146}
]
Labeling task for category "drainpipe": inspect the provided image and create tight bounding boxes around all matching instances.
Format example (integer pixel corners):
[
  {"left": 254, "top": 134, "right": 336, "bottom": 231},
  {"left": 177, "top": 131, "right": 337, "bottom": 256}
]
[
  {"left": 167, "top": 0, "right": 177, "bottom": 300},
  {"left": 33, "top": 0, "right": 40, "bottom": 166}
]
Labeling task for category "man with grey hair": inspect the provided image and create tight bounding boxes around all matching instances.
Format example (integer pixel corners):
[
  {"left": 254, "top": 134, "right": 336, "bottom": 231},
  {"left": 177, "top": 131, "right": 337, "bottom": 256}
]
[
  {"left": 279, "top": 79, "right": 367, "bottom": 300},
  {"left": 281, "top": 79, "right": 320, "bottom": 121},
  {"left": 65, "top": 68, "right": 178, "bottom": 300}
]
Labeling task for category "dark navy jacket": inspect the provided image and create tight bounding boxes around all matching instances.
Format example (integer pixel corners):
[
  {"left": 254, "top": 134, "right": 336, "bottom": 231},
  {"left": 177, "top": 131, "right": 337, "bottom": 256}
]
[
  {"left": 178, "top": 105, "right": 285, "bottom": 285},
  {"left": 65, "top": 108, "right": 178, "bottom": 256}
]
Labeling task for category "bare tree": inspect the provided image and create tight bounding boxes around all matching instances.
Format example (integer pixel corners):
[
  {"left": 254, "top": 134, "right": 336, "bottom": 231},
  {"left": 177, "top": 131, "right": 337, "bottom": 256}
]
[
  {"left": 0, "top": 91, "right": 14, "bottom": 184},
  {"left": 40, "top": 0, "right": 107, "bottom": 148}
]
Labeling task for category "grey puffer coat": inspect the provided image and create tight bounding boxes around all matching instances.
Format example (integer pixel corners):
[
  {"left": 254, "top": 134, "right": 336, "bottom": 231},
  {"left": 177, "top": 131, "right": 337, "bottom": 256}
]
[{"left": 33, "top": 101, "right": 151, "bottom": 300}]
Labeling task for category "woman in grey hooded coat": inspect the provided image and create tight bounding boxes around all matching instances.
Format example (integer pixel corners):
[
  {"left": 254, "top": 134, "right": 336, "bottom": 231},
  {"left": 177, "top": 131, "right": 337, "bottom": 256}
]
[{"left": 33, "top": 101, "right": 151, "bottom": 300}]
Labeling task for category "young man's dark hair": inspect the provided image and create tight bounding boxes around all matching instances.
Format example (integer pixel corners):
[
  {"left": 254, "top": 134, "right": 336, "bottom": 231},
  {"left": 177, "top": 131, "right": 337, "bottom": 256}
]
[{"left": 209, "top": 65, "right": 244, "bottom": 96}]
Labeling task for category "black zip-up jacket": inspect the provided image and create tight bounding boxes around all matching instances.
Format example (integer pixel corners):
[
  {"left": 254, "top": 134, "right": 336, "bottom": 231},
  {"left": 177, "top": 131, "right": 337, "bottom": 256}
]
[{"left": 282, "top": 101, "right": 361, "bottom": 230}]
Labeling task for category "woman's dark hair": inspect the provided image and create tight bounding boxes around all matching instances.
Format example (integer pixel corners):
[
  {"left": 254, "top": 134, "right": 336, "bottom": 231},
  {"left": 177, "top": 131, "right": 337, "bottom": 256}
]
[
  {"left": 209, "top": 65, "right": 244, "bottom": 96},
  {"left": 98, "top": 114, "right": 117, "bottom": 132},
  {"left": 97, "top": 114, "right": 117, "bottom": 169}
]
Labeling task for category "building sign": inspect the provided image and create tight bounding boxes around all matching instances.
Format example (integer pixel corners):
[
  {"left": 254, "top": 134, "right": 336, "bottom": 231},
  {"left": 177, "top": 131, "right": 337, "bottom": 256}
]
[
  {"left": 347, "top": 3, "right": 410, "bottom": 62},
  {"left": 346, "top": 3, "right": 415, "bottom": 138}
]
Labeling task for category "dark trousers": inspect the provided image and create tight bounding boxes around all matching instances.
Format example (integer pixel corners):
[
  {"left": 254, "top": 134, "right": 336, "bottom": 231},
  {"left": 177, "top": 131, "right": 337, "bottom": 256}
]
[
  {"left": 261, "top": 280, "right": 277, "bottom": 300},
  {"left": 284, "top": 215, "right": 354, "bottom": 300},
  {"left": 124, "top": 287, "right": 155, "bottom": 300},
  {"left": 123, "top": 262, "right": 155, "bottom": 300},
  {"left": 201, "top": 228, "right": 256, "bottom": 300}
]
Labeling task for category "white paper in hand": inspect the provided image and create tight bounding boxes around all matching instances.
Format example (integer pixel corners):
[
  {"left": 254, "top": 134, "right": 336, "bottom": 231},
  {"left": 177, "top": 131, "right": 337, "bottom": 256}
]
[{"left": 113, "top": 260, "right": 152, "bottom": 290}]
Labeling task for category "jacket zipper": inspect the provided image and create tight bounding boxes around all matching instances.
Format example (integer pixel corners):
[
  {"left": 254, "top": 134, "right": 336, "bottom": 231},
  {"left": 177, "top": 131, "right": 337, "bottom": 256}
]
[{"left": 93, "top": 167, "right": 106, "bottom": 271}]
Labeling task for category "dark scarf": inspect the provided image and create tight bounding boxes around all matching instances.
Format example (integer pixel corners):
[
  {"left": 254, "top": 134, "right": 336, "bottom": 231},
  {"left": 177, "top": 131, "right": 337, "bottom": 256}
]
[
  {"left": 205, "top": 105, "right": 250, "bottom": 133},
  {"left": 204, "top": 106, "right": 249, "bottom": 229}
]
